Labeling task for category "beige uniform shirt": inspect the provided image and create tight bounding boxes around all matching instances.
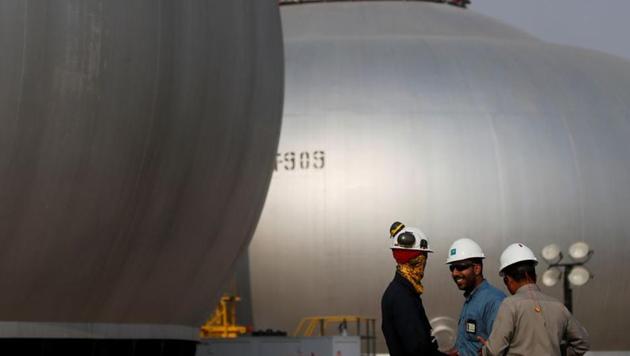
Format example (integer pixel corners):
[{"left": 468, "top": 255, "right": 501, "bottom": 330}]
[{"left": 482, "top": 284, "right": 590, "bottom": 356}]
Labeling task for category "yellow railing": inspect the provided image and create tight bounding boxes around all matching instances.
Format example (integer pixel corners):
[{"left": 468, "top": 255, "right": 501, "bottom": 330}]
[{"left": 200, "top": 295, "right": 248, "bottom": 339}]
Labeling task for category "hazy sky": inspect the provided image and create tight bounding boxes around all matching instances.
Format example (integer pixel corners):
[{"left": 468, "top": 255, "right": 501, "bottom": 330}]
[{"left": 470, "top": 0, "right": 630, "bottom": 61}]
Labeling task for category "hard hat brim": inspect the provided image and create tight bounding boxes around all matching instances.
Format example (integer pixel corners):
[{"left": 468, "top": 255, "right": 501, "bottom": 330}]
[
  {"left": 445, "top": 255, "right": 485, "bottom": 264},
  {"left": 391, "top": 247, "right": 434, "bottom": 253}
]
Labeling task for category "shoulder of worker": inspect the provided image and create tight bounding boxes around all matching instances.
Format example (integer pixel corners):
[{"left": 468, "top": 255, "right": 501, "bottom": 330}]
[
  {"left": 510, "top": 285, "right": 569, "bottom": 313},
  {"left": 497, "top": 292, "right": 522, "bottom": 310},
  {"left": 511, "top": 284, "right": 542, "bottom": 298},
  {"left": 513, "top": 285, "right": 562, "bottom": 305},
  {"left": 381, "top": 273, "right": 417, "bottom": 304},
  {"left": 534, "top": 289, "right": 563, "bottom": 304},
  {"left": 536, "top": 290, "right": 575, "bottom": 318},
  {"left": 476, "top": 280, "right": 507, "bottom": 300}
]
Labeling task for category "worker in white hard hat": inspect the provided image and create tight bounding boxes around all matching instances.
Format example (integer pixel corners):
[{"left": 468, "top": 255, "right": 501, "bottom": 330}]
[
  {"left": 381, "top": 222, "right": 446, "bottom": 356},
  {"left": 445, "top": 238, "right": 505, "bottom": 356},
  {"left": 478, "top": 243, "right": 590, "bottom": 356}
]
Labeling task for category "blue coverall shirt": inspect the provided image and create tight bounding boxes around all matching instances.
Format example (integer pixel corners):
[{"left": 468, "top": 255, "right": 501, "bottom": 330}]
[{"left": 456, "top": 280, "right": 506, "bottom": 356}]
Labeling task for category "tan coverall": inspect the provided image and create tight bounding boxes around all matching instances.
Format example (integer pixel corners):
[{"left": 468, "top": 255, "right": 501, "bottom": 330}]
[{"left": 482, "top": 284, "right": 590, "bottom": 356}]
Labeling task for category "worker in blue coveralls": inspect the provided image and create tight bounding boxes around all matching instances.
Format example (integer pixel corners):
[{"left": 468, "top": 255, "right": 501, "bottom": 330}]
[{"left": 445, "top": 238, "right": 505, "bottom": 356}]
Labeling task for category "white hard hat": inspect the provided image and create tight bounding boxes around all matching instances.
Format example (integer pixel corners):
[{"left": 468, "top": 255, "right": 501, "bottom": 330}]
[
  {"left": 499, "top": 243, "right": 538, "bottom": 272},
  {"left": 445, "top": 238, "right": 485, "bottom": 264},
  {"left": 389, "top": 223, "right": 433, "bottom": 253}
]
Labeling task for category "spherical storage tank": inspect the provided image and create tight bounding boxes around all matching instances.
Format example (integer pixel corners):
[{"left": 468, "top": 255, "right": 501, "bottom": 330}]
[
  {"left": 0, "top": 0, "right": 282, "bottom": 345},
  {"left": 249, "top": 1, "right": 630, "bottom": 352}
]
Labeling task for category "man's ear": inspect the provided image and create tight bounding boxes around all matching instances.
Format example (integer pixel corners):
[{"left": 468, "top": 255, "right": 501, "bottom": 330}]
[{"left": 473, "top": 263, "right": 482, "bottom": 276}]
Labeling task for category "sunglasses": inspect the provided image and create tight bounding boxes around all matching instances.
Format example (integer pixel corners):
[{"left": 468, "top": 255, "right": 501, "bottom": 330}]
[{"left": 449, "top": 263, "right": 473, "bottom": 272}]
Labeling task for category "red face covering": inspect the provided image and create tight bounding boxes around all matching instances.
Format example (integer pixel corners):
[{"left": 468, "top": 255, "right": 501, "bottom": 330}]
[
  {"left": 393, "top": 250, "right": 427, "bottom": 294},
  {"left": 392, "top": 249, "right": 421, "bottom": 264}
]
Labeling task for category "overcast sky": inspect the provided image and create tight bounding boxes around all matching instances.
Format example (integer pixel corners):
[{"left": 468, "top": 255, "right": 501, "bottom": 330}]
[{"left": 470, "top": 0, "right": 630, "bottom": 61}]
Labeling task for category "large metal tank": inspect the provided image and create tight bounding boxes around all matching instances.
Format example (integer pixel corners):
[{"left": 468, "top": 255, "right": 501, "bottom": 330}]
[
  {"left": 0, "top": 0, "right": 282, "bottom": 341},
  {"left": 249, "top": 1, "right": 630, "bottom": 352}
]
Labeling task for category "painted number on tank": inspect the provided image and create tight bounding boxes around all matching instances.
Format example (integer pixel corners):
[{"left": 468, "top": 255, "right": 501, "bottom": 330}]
[{"left": 274, "top": 151, "right": 325, "bottom": 171}]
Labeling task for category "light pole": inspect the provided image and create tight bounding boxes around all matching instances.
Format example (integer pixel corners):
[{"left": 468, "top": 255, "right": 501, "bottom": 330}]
[{"left": 540, "top": 242, "right": 594, "bottom": 313}]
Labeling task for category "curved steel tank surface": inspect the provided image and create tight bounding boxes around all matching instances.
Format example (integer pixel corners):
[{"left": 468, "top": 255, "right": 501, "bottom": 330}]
[
  {"left": 249, "top": 1, "right": 630, "bottom": 352},
  {"left": 0, "top": 0, "right": 283, "bottom": 340}
]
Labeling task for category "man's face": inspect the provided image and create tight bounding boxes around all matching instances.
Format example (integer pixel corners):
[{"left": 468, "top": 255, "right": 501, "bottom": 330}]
[
  {"left": 403, "top": 252, "right": 429, "bottom": 283},
  {"left": 449, "top": 259, "right": 480, "bottom": 292},
  {"left": 408, "top": 252, "right": 428, "bottom": 270}
]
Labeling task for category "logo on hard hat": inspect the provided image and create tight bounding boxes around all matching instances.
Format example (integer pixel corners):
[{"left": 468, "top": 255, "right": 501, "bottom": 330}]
[{"left": 450, "top": 248, "right": 456, "bottom": 256}]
